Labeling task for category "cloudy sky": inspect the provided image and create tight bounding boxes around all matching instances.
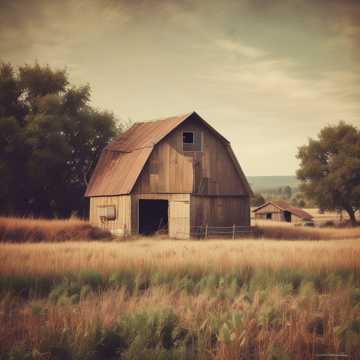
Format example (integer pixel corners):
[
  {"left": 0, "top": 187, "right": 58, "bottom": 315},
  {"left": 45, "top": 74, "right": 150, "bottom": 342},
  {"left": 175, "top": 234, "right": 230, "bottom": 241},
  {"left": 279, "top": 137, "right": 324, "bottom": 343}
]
[{"left": 1, "top": 0, "right": 360, "bottom": 175}]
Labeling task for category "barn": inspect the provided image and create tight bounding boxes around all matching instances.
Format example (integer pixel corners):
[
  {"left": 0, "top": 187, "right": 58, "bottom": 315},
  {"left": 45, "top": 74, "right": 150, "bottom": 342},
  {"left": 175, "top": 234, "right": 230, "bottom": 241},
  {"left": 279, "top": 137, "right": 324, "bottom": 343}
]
[
  {"left": 85, "top": 112, "right": 253, "bottom": 239},
  {"left": 253, "top": 200, "right": 313, "bottom": 224}
]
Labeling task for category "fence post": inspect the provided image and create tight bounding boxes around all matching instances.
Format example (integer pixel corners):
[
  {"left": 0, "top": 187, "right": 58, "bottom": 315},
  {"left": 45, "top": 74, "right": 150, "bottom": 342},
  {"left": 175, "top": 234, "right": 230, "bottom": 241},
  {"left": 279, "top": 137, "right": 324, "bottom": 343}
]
[
  {"left": 205, "top": 224, "right": 208, "bottom": 239},
  {"left": 232, "top": 224, "right": 235, "bottom": 240}
]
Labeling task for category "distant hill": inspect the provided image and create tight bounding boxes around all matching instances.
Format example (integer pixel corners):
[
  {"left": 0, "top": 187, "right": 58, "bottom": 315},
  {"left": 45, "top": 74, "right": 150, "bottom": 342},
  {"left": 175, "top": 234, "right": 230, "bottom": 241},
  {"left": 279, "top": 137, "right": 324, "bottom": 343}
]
[{"left": 247, "top": 176, "right": 299, "bottom": 192}]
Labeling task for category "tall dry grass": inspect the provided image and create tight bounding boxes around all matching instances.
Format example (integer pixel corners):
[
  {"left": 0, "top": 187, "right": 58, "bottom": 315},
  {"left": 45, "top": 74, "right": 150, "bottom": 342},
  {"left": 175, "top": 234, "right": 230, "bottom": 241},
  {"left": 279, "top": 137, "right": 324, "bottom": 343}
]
[
  {"left": 1, "top": 239, "right": 359, "bottom": 359},
  {"left": 253, "top": 219, "right": 360, "bottom": 240},
  {"left": 0, "top": 216, "right": 112, "bottom": 242},
  {"left": 0, "top": 239, "right": 359, "bottom": 277},
  {"left": 1, "top": 286, "right": 358, "bottom": 360}
]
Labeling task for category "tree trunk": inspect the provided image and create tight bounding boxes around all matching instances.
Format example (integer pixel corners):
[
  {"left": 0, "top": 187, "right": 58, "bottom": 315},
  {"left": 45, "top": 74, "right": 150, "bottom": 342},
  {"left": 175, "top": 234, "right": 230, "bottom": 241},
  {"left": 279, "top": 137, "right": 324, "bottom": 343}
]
[{"left": 344, "top": 206, "right": 357, "bottom": 226}]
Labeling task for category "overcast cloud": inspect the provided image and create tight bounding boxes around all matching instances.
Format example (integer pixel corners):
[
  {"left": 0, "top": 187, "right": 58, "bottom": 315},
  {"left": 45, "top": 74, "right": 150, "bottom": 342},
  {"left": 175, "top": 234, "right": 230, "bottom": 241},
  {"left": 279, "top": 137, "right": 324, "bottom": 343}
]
[{"left": 1, "top": 0, "right": 360, "bottom": 175}]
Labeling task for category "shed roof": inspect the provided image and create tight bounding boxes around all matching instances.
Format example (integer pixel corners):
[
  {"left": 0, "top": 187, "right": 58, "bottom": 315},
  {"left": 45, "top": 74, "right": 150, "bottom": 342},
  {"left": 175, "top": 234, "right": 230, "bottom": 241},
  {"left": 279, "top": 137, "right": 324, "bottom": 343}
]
[
  {"left": 85, "top": 111, "right": 252, "bottom": 197},
  {"left": 253, "top": 200, "right": 313, "bottom": 220}
]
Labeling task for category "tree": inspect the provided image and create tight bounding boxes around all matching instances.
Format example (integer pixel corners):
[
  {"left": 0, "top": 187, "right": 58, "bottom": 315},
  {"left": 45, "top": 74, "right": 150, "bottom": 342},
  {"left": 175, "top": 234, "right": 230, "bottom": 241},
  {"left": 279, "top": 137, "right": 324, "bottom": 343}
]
[
  {"left": 0, "top": 62, "right": 120, "bottom": 217},
  {"left": 297, "top": 122, "right": 360, "bottom": 226},
  {"left": 283, "top": 185, "right": 292, "bottom": 200},
  {"left": 251, "top": 193, "right": 266, "bottom": 207}
]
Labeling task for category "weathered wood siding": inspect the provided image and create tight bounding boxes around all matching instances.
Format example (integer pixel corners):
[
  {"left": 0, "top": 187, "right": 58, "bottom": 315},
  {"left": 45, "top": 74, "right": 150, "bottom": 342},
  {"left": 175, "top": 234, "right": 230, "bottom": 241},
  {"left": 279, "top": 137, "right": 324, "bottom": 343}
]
[
  {"left": 254, "top": 203, "right": 280, "bottom": 214},
  {"left": 254, "top": 203, "right": 282, "bottom": 221},
  {"left": 169, "top": 199, "right": 190, "bottom": 239},
  {"left": 89, "top": 196, "right": 131, "bottom": 235},
  {"left": 255, "top": 212, "right": 282, "bottom": 221},
  {"left": 131, "top": 194, "right": 190, "bottom": 237},
  {"left": 254, "top": 204, "right": 304, "bottom": 224},
  {"left": 190, "top": 196, "right": 250, "bottom": 228},
  {"left": 133, "top": 118, "right": 247, "bottom": 195}
]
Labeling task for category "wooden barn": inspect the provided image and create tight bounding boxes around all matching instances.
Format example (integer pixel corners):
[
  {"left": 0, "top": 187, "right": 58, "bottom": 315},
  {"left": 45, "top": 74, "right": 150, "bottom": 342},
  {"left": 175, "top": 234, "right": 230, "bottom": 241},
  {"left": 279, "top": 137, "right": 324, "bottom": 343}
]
[
  {"left": 85, "top": 112, "right": 253, "bottom": 239},
  {"left": 253, "top": 200, "right": 313, "bottom": 224}
]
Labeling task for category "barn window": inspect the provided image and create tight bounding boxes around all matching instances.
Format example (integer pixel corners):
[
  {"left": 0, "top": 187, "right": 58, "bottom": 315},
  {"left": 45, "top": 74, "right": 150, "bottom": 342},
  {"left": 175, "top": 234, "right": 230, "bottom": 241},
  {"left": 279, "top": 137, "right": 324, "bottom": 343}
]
[
  {"left": 183, "top": 131, "right": 202, "bottom": 152},
  {"left": 183, "top": 132, "right": 194, "bottom": 144},
  {"left": 98, "top": 205, "right": 116, "bottom": 221}
]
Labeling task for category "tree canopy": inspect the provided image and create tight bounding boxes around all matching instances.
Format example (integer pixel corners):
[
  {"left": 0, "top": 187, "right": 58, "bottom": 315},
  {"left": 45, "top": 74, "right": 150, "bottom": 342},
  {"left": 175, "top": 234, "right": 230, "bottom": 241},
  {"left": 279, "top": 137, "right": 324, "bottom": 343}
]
[
  {"left": 297, "top": 122, "right": 360, "bottom": 225},
  {"left": 0, "top": 63, "right": 120, "bottom": 217}
]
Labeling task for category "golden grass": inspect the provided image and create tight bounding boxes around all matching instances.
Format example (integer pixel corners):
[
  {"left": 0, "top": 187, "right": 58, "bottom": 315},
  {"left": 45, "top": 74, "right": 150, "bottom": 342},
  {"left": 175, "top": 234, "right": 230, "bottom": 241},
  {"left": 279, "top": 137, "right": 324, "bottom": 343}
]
[
  {"left": 0, "top": 238, "right": 359, "bottom": 276},
  {"left": 253, "top": 219, "right": 360, "bottom": 240},
  {"left": 0, "top": 239, "right": 359, "bottom": 359},
  {"left": 1, "top": 286, "right": 357, "bottom": 359},
  {"left": 0, "top": 216, "right": 111, "bottom": 242}
]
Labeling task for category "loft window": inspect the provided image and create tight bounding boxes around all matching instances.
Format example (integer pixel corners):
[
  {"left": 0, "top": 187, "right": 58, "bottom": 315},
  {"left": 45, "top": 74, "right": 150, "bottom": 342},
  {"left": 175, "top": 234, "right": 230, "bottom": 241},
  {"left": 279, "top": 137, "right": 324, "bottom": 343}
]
[
  {"left": 183, "top": 131, "right": 202, "bottom": 152},
  {"left": 183, "top": 132, "right": 194, "bottom": 144},
  {"left": 98, "top": 205, "right": 116, "bottom": 221}
]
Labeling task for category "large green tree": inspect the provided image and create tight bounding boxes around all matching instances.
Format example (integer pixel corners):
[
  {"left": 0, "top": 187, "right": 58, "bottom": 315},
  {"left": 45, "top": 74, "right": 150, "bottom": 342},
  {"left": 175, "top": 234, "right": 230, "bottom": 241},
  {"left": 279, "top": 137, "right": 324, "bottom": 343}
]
[
  {"left": 297, "top": 122, "right": 360, "bottom": 226},
  {"left": 0, "top": 63, "right": 120, "bottom": 217}
]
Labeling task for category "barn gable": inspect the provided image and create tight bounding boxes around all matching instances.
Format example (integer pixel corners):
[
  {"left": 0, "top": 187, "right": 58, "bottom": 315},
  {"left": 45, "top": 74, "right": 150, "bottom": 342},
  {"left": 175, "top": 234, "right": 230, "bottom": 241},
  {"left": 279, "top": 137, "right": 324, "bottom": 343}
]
[
  {"left": 253, "top": 200, "right": 313, "bottom": 221},
  {"left": 85, "top": 112, "right": 252, "bottom": 197}
]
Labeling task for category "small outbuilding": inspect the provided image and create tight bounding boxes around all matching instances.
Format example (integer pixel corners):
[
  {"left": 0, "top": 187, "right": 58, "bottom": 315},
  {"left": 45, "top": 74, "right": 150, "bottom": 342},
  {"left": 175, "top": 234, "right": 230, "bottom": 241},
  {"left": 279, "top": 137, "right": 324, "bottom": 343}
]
[
  {"left": 85, "top": 112, "right": 253, "bottom": 238},
  {"left": 253, "top": 200, "right": 313, "bottom": 224}
]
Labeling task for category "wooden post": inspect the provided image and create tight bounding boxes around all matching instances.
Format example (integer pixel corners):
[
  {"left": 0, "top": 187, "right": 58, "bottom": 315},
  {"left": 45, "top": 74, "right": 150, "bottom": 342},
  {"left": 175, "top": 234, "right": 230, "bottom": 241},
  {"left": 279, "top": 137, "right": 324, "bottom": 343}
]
[
  {"left": 205, "top": 224, "right": 208, "bottom": 239},
  {"left": 232, "top": 224, "right": 235, "bottom": 240}
]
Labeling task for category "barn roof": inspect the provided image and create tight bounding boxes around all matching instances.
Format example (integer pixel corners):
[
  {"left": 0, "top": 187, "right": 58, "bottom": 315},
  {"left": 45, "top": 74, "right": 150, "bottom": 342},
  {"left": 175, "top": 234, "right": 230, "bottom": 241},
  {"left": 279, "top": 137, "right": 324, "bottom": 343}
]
[
  {"left": 85, "top": 111, "right": 252, "bottom": 197},
  {"left": 253, "top": 200, "right": 313, "bottom": 220}
]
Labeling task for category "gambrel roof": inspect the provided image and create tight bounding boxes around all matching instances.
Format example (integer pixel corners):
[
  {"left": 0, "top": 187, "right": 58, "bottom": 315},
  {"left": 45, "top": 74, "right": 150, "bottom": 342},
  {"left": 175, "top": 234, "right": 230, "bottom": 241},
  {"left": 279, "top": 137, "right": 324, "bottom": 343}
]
[{"left": 85, "top": 111, "right": 252, "bottom": 197}]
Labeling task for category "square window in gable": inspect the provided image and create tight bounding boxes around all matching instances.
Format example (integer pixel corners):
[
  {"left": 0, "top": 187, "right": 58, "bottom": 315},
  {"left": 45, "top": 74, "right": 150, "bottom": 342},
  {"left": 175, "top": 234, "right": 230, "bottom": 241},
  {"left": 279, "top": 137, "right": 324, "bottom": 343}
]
[
  {"left": 183, "top": 131, "right": 202, "bottom": 152},
  {"left": 183, "top": 132, "right": 194, "bottom": 144}
]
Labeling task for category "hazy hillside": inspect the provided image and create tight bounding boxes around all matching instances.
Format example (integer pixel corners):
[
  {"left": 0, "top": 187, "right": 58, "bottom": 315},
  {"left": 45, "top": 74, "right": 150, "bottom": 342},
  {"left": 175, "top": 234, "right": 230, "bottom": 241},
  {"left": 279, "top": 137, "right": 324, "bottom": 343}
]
[{"left": 247, "top": 176, "right": 299, "bottom": 192}]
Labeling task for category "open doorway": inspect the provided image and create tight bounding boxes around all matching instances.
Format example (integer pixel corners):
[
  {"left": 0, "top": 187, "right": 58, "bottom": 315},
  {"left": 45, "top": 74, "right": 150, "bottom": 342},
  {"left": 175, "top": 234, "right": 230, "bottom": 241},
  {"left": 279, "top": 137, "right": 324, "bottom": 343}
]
[
  {"left": 139, "top": 200, "right": 168, "bottom": 235},
  {"left": 283, "top": 211, "right": 292, "bottom": 223}
]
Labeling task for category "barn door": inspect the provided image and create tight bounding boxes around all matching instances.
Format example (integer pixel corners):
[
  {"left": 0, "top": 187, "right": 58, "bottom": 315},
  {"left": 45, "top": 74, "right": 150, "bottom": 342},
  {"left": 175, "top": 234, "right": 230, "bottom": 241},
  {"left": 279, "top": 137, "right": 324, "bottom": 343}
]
[{"left": 169, "top": 201, "right": 190, "bottom": 239}]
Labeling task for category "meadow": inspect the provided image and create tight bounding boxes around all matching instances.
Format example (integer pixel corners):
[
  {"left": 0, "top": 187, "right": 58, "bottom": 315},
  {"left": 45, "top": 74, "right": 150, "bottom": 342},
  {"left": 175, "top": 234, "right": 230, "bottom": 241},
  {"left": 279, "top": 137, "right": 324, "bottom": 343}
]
[
  {"left": 1, "top": 237, "right": 360, "bottom": 360},
  {"left": 0, "top": 217, "right": 112, "bottom": 243}
]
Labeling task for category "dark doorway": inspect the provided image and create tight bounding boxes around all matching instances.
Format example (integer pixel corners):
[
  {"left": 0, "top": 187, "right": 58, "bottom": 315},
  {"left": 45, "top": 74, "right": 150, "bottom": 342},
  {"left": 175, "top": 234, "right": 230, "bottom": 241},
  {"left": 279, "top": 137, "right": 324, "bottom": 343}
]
[
  {"left": 139, "top": 200, "right": 168, "bottom": 235},
  {"left": 283, "top": 211, "right": 292, "bottom": 222},
  {"left": 266, "top": 213, "right": 272, "bottom": 220}
]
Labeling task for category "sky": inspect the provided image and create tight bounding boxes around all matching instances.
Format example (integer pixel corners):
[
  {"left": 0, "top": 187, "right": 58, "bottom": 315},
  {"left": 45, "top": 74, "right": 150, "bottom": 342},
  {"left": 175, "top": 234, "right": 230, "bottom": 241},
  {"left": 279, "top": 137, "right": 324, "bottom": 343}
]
[{"left": 1, "top": 0, "right": 360, "bottom": 176}]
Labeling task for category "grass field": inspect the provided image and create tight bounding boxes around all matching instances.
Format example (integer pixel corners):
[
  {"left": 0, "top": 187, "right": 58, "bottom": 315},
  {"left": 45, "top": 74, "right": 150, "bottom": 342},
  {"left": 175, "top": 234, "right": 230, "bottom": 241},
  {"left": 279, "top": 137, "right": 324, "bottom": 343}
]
[
  {"left": 0, "top": 217, "right": 112, "bottom": 242},
  {"left": 1, "top": 238, "right": 360, "bottom": 359}
]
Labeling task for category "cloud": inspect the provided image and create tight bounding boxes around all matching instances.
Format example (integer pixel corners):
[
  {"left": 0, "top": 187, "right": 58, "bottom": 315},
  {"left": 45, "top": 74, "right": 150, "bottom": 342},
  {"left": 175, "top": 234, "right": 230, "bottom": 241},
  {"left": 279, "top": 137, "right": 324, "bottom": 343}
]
[
  {"left": 0, "top": 0, "right": 359, "bottom": 175},
  {"left": 216, "top": 39, "right": 267, "bottom": 59}
]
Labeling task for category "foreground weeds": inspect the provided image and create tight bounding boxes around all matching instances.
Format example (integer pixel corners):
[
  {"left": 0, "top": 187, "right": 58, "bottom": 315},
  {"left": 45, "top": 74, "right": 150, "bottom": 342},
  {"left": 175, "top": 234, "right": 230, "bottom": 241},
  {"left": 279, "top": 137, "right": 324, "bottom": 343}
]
[{"left": 0, "top": 240, "right": 359, "bottom": 359}]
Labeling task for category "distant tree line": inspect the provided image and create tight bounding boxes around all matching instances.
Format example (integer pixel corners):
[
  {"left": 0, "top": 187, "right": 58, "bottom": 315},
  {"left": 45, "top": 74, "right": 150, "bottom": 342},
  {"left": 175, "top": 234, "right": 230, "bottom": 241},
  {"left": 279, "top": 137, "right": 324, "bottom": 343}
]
[
  {"left": 250, "top": 187, "right": 308, "bottom": 208},
  {"left": 0, "top": 63, "right": 121, "bottom": 218}
]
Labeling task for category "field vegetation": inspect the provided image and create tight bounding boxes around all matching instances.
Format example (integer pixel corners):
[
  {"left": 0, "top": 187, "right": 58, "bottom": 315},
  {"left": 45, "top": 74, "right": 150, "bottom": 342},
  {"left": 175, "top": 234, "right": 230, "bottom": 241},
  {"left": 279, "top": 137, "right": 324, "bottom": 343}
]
[
  {"left": 252, "top": 219, "right": 360, "bottom": 240},
  {"left": 2, "top": 216, "right": 360, "bottom": 243},
  {"left": 0, "top": 217, "right": 111, "bottom": 242},
  {"left": 1, "top": 238, "right": 359, "bottom": 359}
]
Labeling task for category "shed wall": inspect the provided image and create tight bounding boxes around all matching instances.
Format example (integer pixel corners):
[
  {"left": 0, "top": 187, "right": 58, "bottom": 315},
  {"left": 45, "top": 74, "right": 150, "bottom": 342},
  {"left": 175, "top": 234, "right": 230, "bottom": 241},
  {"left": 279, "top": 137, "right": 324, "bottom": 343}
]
[
  {"left": 190, "top": 196, "right": 250, "bottom": 228},
  {"left": 89, "top": 196, "right": 131, "bottom": 235},
  {"left": 254, "top": 204, "right": 304, "bottom": 224},
  {"left": 254, "top": 203, "right": 282, "bottom": 221}
]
